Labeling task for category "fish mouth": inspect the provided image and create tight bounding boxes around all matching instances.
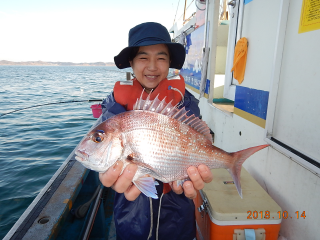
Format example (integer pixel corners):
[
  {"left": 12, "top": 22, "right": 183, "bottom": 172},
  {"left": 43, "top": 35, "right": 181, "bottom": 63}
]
[{"left": 75, "top": 150, "right": 89, "bottom": 162}]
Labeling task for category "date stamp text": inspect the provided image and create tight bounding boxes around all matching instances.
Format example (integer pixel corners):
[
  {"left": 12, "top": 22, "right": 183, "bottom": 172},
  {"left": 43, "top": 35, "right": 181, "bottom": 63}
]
[{"left": 247, "top": 211, "right": 306, "bottom": 219}]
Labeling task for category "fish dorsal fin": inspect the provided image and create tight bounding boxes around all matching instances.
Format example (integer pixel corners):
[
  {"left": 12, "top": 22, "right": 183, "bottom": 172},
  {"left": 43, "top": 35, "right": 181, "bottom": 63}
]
[{"left": 133, "top": 90, "right": 213, "bottom": 143}]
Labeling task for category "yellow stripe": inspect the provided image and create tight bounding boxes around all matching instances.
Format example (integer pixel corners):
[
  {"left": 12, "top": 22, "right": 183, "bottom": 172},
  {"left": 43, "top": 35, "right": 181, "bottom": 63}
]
[
  {"left": 234, "top": 107, "right": 266, "bottom": 128},
  {"left": 186, "top": 84, "right": 209, "bottom": 99}
]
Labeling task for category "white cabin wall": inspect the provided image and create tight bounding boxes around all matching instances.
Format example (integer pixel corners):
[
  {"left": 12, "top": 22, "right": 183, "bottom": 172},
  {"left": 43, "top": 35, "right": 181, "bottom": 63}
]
[
  {"left": 198, "top": 0, "right": 320, "bottom": 239},
  {"left": 257, "top": 148, "right": 320, "bottom": 240}
]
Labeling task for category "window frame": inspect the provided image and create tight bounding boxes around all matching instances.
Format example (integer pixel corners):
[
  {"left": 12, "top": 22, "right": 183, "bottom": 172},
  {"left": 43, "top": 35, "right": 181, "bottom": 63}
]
[{"left": 223, "top": 0, "right": 244, "bottom": 101}]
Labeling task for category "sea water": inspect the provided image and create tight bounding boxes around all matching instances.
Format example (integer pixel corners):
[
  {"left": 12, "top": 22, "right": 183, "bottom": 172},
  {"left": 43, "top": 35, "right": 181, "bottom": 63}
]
[{"left": 0, "top": 66, "right": 127, "bottom": 238}]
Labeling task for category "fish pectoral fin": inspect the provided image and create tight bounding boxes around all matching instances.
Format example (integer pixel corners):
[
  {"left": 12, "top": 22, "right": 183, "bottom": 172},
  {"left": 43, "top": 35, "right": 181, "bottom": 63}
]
[
  {"left": 131, "top": 161, "right": 169, "bottom": 182},
  {"left": 133, "top": 177, "right": 158, "bottom": 199}
]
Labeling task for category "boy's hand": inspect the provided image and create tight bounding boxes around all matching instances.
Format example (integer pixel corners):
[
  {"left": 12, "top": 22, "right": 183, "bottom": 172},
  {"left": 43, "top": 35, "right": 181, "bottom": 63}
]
[
  {"left": 100, "top": 162, "right": 213, "bottom": 201},
  {"left": 99, "top": 161, "right": 141, "bottom": 201},
  {"left": 171, "top": 165, "right": 213, "bottom": 199}
]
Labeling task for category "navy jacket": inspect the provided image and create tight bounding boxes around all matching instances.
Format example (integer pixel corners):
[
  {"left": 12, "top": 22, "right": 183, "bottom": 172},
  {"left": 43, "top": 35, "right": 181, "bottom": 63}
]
[{"left": 101, "top": 90, "right": 200, "bottom": 240}]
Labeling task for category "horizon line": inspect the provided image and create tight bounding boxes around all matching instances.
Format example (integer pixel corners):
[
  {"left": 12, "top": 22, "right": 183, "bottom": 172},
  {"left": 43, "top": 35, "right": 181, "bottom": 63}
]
[{"left": 0, "top": 60, "right": 116, "bottom": 66}]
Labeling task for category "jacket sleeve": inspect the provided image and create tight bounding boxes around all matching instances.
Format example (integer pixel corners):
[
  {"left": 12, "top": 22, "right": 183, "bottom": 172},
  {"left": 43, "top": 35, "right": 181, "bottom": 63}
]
[
  {"left": 101, "top": 92, "right": 126, "bottom": 122},
  {"left": 182, "top": 89, "right": 200, "bottom": 117}
]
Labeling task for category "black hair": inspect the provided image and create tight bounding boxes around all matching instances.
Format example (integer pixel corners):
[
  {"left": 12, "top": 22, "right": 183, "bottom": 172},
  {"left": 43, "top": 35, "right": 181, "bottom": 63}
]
[{"left": 129, "top": 47, "right": 140, "bottom": 62}]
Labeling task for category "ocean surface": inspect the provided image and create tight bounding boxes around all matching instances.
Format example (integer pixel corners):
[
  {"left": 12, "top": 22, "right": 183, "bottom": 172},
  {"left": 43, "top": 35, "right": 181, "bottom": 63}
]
[{"left": 0, "top": 66, "right": 128, "bottom": 238}]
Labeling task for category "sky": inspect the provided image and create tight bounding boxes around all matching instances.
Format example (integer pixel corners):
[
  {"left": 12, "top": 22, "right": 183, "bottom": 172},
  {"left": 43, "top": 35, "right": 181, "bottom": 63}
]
[{"left": 0, "top": 0, "right": 191, "bottom": 63}]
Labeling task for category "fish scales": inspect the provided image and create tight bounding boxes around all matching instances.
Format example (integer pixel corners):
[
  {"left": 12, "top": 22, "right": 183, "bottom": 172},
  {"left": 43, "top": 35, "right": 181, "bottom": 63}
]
[
  {"left": 75, "top": 93, "right": 269, "bottom": 198},
  {"left": 117, "top": 111, "right": 219, "bottom": 181}
]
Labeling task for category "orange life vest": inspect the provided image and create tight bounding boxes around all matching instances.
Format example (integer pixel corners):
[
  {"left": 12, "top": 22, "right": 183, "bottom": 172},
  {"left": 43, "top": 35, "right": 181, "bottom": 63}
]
[{"left": 113, "top": 75, "right": 185, "bottom": 111}]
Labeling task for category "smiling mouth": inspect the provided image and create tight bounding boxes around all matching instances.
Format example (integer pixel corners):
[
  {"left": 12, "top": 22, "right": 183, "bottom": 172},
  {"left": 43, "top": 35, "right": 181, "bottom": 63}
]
[{"left": 145, "top": 75, "right": 159, "bottom": 79}]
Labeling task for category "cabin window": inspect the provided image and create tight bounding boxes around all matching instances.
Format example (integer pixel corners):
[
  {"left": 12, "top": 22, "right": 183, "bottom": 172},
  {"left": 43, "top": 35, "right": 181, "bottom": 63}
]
[{"left": 200, "top": 0, "right": 243, "bottom": 113}]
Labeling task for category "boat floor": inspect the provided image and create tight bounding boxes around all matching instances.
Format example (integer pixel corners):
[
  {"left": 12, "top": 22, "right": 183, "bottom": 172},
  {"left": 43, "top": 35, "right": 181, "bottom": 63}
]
[{"left": 55, "top": 169, "right": 116, "bottom": 239}]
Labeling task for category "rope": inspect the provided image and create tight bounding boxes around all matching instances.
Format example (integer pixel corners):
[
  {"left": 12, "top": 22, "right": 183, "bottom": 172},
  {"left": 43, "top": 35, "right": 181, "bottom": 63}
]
[
  {"left": 168, "top": 86, "right": 184, "bottom": 108},
  {"left": 147, "top": 197, "right": 153, "bottom": 240},
  {"left": 0, "top": 99, "right": 103, "bottom": 118},
  {"left": 173, "top": 0, "right": 181, "bottom": 25},
  {"left": 156, "top": 193, "right": 164, "bottom": 240}
]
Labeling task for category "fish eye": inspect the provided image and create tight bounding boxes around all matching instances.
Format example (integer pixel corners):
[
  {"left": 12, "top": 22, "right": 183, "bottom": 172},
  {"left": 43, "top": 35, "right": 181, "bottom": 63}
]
[{"left": 92, "top": 132, "right": 104, "bottom": 143}]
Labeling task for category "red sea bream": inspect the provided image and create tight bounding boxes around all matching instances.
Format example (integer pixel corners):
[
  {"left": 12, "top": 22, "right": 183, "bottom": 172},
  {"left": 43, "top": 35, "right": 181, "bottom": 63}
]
[{"left": 75, "top": 93, "right": 268, "bottom": 199}]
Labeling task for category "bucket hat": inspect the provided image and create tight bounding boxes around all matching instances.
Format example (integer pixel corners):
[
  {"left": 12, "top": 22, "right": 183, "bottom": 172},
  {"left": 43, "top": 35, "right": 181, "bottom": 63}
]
[{"left": 114, "top": 22, "right": 186, "bottom": 69}]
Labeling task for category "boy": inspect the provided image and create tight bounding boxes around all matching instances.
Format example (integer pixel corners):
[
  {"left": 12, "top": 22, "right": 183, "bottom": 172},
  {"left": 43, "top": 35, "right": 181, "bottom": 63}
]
[{"left": 99, "top": 22, "right": 212, "bottom": 240}]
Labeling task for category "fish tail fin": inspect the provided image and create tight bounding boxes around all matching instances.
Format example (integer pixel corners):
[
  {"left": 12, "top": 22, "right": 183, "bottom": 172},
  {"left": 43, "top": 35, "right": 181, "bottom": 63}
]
[{"left": 228, "top": 144, "right": 269, "bottom": 198}]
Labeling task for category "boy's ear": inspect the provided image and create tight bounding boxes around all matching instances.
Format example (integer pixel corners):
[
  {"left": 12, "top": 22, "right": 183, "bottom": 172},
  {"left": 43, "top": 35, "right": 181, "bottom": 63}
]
[{"left": 129, "top": 61, "right": 133, "bottom": 67}]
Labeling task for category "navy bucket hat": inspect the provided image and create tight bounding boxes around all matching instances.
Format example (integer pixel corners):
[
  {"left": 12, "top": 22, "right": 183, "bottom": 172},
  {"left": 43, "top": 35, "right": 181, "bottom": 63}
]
[{"left": 114, "top": 22, "right": 186, "bottom": 69}]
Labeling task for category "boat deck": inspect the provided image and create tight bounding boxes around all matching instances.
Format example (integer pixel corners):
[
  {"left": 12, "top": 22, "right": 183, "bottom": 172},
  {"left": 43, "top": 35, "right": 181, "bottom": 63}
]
[{"left": 5, "top": 151, "right": 116, "bottom": 240}]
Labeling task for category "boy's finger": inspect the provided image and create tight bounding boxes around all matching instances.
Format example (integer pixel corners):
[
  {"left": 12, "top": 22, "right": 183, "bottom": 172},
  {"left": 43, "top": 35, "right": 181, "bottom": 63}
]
[
  {"left": 171, "top": 181, "right": 183, "bottom": 194},
  {"left": 124, "top": 184, "right": 142, "bottom": 201},
  {"left": 183, "top": 181, "right": 197, "bottom": 199},
  {"left": 187, "top": 166, "right": 204, "bottom": 190},
  {"left": 112, "top": 164, "right": 138, "bottom": 193},
  {"left": 99, "top": 161, "right": 123, "bottom": 187},
  {"left": 197, "top": 164, "right": 213, "bottom": 183}
]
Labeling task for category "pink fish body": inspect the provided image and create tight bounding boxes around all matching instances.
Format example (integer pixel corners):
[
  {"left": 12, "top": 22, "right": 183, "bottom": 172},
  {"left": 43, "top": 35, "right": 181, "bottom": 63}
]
[{"left": 75, "top": 94, "right": 268, "bottom": 198}]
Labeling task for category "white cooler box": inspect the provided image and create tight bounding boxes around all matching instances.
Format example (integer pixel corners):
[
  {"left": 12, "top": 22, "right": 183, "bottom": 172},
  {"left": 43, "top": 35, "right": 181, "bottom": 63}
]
[{"left": 194, "top": 168, "right": 282, "bottom": 240}]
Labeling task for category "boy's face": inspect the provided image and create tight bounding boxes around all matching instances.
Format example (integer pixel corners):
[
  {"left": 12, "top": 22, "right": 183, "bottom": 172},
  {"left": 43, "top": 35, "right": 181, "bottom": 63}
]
[{"left": 130, "top": 44, "right": 170, "bottom": 92}]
